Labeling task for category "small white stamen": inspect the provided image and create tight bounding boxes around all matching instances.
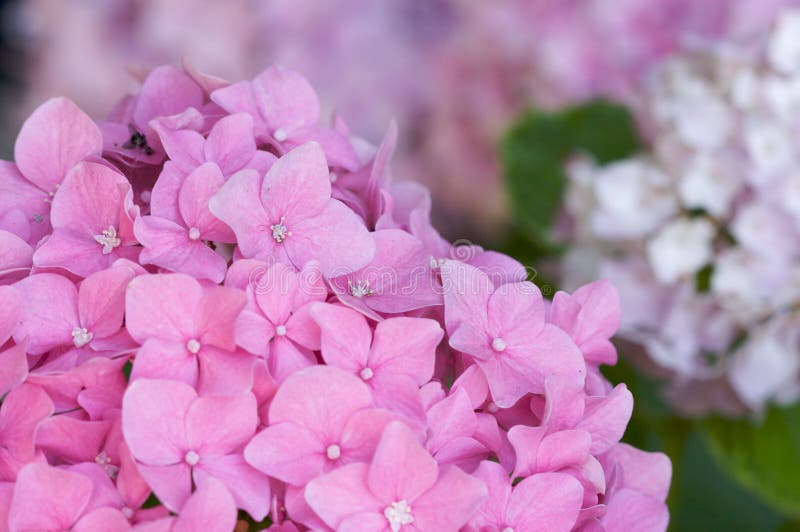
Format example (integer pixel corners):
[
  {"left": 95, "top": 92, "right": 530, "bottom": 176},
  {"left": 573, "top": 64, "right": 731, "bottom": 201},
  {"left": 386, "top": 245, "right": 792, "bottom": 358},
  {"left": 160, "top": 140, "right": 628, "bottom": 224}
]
[
  {"left": 185, "top": 450, "right": 200, "bottom": 466},
  {"left": 186, "top": 339, "right": 201, "bottom": 354},
  {"left": 491, "top": 337, "right": 507, "bottom": 352},
  {"left": 429, "top": 256, "right": 445, "bottom": 270},
  {"left": 121, "top": 507, "right": 134, "bottom": 519},
  {"left": 360, "top": 367, "right": 374, "bottom": 381},
  {"left": 329, "top": 172, "right": 338, "bottom": 183},
  {"left": 188, "top": 227, "right": 201, "bottom": 240},
  {"left": 384, "top": 500, "right": 414, "bottom": 531},
  {"left": 349, "top": 280, "right": 374, "bottom": 298},
  {"left": 95, "top": 451, "right": 119, "bottom": 478},
  {"left": 273, "top": 128, "right": 288, "bottom": 142},
  {"left": 275, "top": 325, "right": 287, "bottom": 336},
  {"left": 270, "top": 216, "right": 291, "bottom": 243},
  {"left": 326, "top": 444, "right": 341, "bottom": 460},
  {"left": 487, "top": 402, "right": 500, "bottom": 414},
  {"left": 140, "top": 190, "right": 152, "bottom": 203},
  {"left": 72, "top": 327, "right": 93, "bottom": 348},
  {"left": 93, "top": 225, "right": 121, "bottom": 255}
]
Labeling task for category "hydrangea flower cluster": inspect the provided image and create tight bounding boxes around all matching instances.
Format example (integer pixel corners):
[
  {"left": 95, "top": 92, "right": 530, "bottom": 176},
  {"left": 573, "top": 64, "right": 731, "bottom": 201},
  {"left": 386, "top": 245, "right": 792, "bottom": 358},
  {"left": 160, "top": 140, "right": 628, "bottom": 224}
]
[
  {"left": 562, "top": 10, "right": 800, "bottom": 414},
  {"left": 0, "top": 64, "right": 669, "bottom": 531},
  {"left": 11, "top": 0, "right": 793, "bottom": 230}
]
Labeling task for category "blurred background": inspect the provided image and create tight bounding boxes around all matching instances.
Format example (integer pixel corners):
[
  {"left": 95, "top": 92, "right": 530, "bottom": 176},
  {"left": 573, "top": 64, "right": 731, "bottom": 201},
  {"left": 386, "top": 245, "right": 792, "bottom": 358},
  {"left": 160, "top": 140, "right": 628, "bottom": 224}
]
[{"left": 1, "top": 1, "right": 800, "bottom": 530}]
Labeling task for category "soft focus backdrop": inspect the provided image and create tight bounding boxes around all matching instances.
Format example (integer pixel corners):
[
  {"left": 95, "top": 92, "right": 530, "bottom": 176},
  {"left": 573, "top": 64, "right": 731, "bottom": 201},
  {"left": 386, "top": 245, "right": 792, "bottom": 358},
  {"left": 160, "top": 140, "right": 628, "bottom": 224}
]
[
  {"left": 2, "top": 1, "right": 800, "bottom": 530},
  {"left": 0, "top": 0, "right": 795, "bottom": 238}
]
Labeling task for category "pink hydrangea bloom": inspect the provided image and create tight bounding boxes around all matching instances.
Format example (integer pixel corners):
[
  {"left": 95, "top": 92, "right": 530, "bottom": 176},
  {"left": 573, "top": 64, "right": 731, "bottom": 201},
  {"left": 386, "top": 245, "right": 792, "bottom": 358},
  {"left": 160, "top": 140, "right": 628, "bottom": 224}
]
[{"left": 0, "top": 63, "right": 669, "bottom": 531}]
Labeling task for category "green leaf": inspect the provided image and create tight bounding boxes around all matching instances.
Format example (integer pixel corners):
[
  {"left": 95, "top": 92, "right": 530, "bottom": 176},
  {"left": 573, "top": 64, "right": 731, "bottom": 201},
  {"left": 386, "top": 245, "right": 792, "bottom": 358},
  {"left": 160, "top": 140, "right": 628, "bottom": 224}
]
[
  {"left": 700, "top": 402, "right": 800, "bottom": 518},
  {"left": 501, "top": 99, "right": 640, "bottom": 245}
]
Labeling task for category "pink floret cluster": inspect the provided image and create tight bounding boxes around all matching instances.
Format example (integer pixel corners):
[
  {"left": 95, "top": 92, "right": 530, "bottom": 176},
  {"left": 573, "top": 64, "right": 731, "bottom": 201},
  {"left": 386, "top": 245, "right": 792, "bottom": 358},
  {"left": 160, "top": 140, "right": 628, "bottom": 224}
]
[{"left": 0, "top": 65, "right": 670, "bottom": 531}]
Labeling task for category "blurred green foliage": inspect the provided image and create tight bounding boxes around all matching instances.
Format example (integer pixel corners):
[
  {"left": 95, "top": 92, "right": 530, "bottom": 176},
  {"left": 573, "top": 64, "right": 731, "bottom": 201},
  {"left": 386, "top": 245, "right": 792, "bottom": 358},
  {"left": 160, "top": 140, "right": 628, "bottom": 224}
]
[{"left": 501, "top": 100, "right": 800, "bottom": 531}]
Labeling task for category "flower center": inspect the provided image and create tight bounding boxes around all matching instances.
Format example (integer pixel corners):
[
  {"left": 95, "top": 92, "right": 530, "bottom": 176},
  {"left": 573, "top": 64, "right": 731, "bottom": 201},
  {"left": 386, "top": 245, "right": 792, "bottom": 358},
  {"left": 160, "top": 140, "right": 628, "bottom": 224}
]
[
  {"left": 94, "top": 225, "right": 121, "bottom": 255},
  {"left": 349, "top": 280, "right": 374, "bottom": 298},
  {"left": 270, "top": 216, "right": 291, "bottom": 243},
  {"left": 184, "top": 450, "right": 200, "bottom": 466},
  {"left": 429, "top": 256, "right": 445, "bottom": 270},
  {"left": 329, "top": 172, "right": 338, "bottom": 183},
  {"left": 384, "top": 500, "right": 414, "bottom": 531},
  {"left": 121, "top": 507, "right": 134, "bottom": 519},
  {"left": 95, "top": 451, "right": 119, "bottom": 479},
  {"left": 491, "top": 337, "right": 507, "bottom": 352},
  {"left": 326, "top": 444, "right": 341, "bottom": 460},
  {"left": 188, "top": 227, "right": 201, "bottom": 240},
  {"left": 360, "top": 367, "right": 374, "bottom": 381},
  {"left": 273, "top": 128, "right": 288, "bottom": 142},
  {"left": 486, "top": 402, "right": 500, "bottom": 414},
  {"left": 71, "top": 327, "right": 93, "bottom": 348},
  {"left": 275, "top": 324, "right": 287, "bottom": 336},
  {"left": 186, "top": 339, "right": 201, "bottom": 354}
]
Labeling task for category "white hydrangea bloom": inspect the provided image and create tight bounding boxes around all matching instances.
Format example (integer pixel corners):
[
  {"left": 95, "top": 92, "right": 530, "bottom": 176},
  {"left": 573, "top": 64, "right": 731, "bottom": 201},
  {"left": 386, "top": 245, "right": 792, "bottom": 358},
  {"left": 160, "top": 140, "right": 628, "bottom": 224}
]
[
  {"left": 562, "top": 9, "right": 800, "bottom": 413},
  {"left": 646, "top": 217, "right": 715, "bottom": 284}
]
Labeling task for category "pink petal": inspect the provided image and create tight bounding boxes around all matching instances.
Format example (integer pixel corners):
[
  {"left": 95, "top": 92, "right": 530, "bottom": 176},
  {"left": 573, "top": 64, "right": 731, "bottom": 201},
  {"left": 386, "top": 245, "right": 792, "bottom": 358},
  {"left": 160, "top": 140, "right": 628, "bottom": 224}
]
[
  {"left": 426, "top": 389, "right": 478, "bottom": 454},
  {"left": 79, "top": 266, "right": 136, "bottom": 339},
  {"left": 284, "top": 126, "right": 360, "bottom": 172},
  {"left": 0, "top": 230, "right": 33, "bottom": 275},
  {"left": 135, "top": 216, "right": 228, "bottom": 283},
  {"left": 210, "top": 81, "right": 264, "bottom": 134},
  {"left": 122, "top": 379, "right": 194, "bottom": 465},
  {"left": 73, "top": 507, "right": 132, "bottom": 532},
  {"left": 134, "top": 66, "right": 203, "bottom": 130},
  {"left": 172, "top": 477, "right": 237, "bottom": 532},
  {"left": 268, "top": 366, "right": 373, "bottom": 440},
  {"left": 469, "top": 461, "right": 513, "bottom": 530},
  {"left": 150, "top": 124, "right": 204, "bottom": 174},
  {"left": 0, "top": 286, "right": 22, "bottom": 345},
  {"left": 578, "top": 385, "right": 634, "bottom": 455},
  {"left": 266, "top": 336, "right": 317, "bottom": 383},
  {"left": 367, "top": 421, "right": 437, "bottom": 503},
  {"left": 14, "top": 98, "right": 102, "bottom": 193},
  {"left": 0, "top": 384, "right": 53, "bottom": 461},
  {"left": 412, "top": 465, "right": 488, "bottom": 531},
  {"left": 602, "top": 488, "right": 669, "bottom": 532},
  {"left": 601, "top": 444, "right": 672, "bottom": 501},
  {"left": 178, "top": 163, "right": 232, "bottom": 241},
  {"left": 311, "top": 303, "right": 371, "bottom": 372},
  {"left": 137, "top": 463, "right": 192, "bottom": 513},
  {"left": 244, "top": 421, "right": 326, "bottom": 486},
  {"left": 193, "top": 454, "right": 270, "bottom": 521},
  {"left": 261, "top": 142, "right": 331, "bottom": 222},
  {"left": 508, "top": 472, "right": 583, "bottom": 531},
  {"left": 130, "top": 338, "right": 199, "bottom": 388},
  {"left": 36, "top": 417, "right": 111, "bottom": 463},
  {"left": 251, "top": 66, "right": 320, "bottom": 133},
  {"left": 196, "top": 346, "right": 255, "bottom": 396},
  {"left": 208, "top": 169, "right": 273, "bottom": 259},
  {"left": 12, "top": 273, "right": 78, "bottom": 354},
  {"left": 186, "top": 393, "right": 258, "bottom": 456},
  {"left": 370, "top": 317, "right": 442, "bottom": 384},
  {"left": 125, "top": 273, "right": 204, "bottom": 343},
  {"left": 9, "top": 463, "right": 92, "bottom": 531},
  {"left": 440, "top": 261, "right": 493, "bottom": 356},
  {"left": 150, "top": 161, "right": 186, "bottom": 221},
  {"left": 48, "top": 161, "right": 130, "bottom": 235},
  {"left": 369, "top": 373, "right": 426, "bottom": 423},
  {"left": 204, "top": 114, "right": 257, "bottom": 176},
  {"left": 305, "top": 463, "right": 381, "bottom": 529},
  {"left": 195, "top": 286, "right": 246, "bottom": 350},
  {"left": 0, "top": 343, "right": 28, "bottom": 397},
  {"left": 234, "top": 309, "right": 273, "bottom": 357},
  {"left": 338, "top": 512, "right": 389, "bottom": 532}
]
